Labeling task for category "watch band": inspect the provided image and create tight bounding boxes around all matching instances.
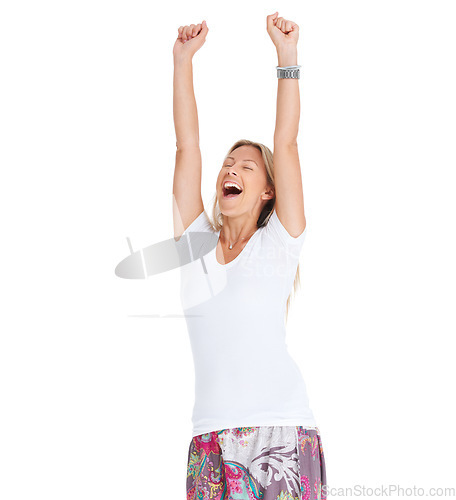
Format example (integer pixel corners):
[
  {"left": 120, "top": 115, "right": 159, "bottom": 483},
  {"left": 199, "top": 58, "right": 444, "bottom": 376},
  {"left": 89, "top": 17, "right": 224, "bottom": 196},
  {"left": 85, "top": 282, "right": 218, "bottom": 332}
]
[{"left": 276, "top": 65, "right": 301, "bottom": 79}]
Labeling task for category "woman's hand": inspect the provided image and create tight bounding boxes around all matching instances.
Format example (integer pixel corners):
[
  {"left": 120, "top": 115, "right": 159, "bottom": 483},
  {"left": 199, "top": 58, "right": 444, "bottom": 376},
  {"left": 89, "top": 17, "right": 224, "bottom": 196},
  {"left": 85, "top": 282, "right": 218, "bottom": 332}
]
[
  {"left": 266, "top": 12, "right": 299, "bottom": 51},
  {"left": 173, "top": 21, "right": 209, "bottom": 61}
]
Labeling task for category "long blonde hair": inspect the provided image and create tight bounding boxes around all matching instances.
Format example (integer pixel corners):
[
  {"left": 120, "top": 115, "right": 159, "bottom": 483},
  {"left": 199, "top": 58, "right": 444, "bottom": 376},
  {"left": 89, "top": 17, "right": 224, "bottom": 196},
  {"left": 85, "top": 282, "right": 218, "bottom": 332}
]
[{"left": 210, "top": 139, "right": 301, "bottom": 323}]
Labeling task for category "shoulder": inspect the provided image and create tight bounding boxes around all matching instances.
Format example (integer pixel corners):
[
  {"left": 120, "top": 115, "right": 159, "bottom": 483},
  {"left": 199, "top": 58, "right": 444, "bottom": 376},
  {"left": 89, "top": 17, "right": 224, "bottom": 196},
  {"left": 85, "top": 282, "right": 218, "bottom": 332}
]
[
  {"left": 175, "top": 209, "right": 216, "bottom": 242},
  {"left": 262, "top": 209, "right": 307, "bottom": 251}
]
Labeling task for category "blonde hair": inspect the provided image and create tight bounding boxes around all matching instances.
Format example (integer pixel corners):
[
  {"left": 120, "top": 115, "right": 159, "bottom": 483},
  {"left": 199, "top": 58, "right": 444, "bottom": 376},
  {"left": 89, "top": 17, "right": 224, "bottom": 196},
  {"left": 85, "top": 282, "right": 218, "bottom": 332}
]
[{"left": 210, "top": 139, "right": 302, "bottom": 323}]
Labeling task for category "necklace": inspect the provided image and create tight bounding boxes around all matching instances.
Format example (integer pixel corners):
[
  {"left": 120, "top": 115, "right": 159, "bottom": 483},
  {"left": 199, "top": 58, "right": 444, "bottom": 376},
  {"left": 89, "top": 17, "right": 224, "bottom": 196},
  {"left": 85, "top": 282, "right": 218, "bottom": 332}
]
[{"left": 221, "top": 228, "right": 257, "bottom": 250}]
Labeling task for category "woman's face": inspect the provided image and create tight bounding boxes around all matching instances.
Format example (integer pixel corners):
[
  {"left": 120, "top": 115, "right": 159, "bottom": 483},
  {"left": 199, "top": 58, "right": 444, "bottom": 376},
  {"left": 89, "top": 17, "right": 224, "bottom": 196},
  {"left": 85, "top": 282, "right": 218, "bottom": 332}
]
[{"left": 216, "top": 145, "right": 274, "bottom": 218}]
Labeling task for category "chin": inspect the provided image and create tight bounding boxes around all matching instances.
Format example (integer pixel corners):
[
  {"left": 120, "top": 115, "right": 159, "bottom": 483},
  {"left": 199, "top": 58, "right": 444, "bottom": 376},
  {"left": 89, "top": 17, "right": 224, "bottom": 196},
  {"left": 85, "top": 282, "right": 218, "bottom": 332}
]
[{"left": 219, "top": 199, "right": 241, "bottom": 213}]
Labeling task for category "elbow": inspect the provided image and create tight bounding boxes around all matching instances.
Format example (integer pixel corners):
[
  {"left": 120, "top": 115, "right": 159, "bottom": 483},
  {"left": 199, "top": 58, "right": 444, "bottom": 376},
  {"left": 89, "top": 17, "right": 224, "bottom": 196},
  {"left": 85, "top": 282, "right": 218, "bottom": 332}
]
[
  {"left": 175, "top": 140, "right": 200, "bottom": 151},
  {"left": 273, "top": 136, "right": 298, "bottom": 148}
]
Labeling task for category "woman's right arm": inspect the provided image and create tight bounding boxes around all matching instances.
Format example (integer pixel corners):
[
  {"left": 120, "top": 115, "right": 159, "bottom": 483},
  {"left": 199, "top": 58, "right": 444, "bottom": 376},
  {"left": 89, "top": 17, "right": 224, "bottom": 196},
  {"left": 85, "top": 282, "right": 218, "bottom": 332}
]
[{"left": 172, "top": 22, "right": 209, "bottom": 239}]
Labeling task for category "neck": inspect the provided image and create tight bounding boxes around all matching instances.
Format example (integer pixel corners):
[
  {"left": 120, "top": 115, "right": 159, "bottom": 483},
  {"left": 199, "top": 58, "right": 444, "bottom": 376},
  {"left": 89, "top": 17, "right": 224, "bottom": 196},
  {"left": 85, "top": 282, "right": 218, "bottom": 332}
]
[{"left": 221, "top": 215, "right": 258, "bottom": 246}]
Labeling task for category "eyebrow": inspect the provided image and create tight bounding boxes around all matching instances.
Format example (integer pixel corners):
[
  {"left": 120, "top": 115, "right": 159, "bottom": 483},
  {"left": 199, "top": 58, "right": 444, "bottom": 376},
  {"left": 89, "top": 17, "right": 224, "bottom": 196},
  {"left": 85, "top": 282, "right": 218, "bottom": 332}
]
[{"left": 225, "top": 156, "right": 258, "bottom": 167}]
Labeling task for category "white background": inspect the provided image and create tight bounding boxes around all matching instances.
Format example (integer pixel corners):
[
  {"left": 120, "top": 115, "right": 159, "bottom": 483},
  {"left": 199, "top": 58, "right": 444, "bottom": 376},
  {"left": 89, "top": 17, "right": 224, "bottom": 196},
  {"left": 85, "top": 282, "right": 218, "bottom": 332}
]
[{"left": 1, "top": 0, "right": 455, "bottom": 498}]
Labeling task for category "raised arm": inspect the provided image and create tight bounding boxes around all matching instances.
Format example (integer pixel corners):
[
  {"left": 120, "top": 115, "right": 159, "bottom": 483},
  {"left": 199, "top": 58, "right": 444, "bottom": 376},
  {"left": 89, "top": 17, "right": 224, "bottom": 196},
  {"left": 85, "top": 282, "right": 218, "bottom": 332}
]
[
  {"left": 266, "top": 13, "right": 306, "bottom": 238},
  {"left": 172, "top": 21, "right": 208, "bottom": 239}
]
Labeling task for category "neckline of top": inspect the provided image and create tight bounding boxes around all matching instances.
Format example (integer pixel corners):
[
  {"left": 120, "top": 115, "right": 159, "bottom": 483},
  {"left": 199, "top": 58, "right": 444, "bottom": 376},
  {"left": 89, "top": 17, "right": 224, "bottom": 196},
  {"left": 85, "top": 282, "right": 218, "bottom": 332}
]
[{"left": 214, "top": 225, "right": 262, "bottom": 268}]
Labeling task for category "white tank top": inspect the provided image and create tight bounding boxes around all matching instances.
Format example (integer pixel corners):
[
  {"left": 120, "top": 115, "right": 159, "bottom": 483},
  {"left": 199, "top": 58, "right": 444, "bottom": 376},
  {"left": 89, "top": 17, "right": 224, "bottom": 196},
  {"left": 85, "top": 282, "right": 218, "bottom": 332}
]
[{"left": 176, "top": 208, "right": 318, "bottom": 438}]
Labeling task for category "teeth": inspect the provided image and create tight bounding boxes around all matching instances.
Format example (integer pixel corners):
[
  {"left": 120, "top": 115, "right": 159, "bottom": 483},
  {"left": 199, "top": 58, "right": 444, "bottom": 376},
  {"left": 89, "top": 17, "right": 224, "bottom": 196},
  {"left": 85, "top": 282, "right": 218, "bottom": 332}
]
[{"left": 223, "top": 181, "right": 242, "bottom": 191}]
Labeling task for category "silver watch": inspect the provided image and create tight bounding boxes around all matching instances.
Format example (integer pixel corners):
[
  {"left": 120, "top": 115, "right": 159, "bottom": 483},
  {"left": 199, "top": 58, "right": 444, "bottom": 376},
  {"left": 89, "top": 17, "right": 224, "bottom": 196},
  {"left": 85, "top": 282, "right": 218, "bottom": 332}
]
[{"left": 276, "top": 65, "right": 301, "bottom": 79}]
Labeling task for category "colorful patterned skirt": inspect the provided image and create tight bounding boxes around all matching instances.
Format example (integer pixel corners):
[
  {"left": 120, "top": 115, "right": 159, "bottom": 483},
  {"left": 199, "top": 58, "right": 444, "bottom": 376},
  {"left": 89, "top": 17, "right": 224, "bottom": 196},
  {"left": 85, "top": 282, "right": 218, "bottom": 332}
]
[{"left": 186, "top": 425, "right": 326, "bottom": 500}]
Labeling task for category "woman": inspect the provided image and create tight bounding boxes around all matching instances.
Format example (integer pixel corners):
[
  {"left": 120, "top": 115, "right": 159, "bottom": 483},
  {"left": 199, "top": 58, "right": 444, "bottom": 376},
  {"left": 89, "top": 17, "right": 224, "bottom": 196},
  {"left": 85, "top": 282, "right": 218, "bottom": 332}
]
[{"left": 173, "top": 13, "right": 327, "bottom": 500}]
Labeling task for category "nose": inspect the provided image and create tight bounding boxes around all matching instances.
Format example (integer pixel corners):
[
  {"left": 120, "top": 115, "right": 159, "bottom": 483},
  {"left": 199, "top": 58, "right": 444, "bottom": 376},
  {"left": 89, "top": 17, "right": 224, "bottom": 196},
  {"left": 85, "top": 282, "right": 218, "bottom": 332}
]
[{"left": 226, "top": 167, "right": 238, "bottom": 176}]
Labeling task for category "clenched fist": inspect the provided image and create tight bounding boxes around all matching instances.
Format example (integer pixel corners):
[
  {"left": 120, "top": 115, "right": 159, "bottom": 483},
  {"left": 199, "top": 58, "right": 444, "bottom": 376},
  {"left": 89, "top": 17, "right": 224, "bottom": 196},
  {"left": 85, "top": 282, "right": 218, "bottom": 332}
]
[
  {"left": 173, "top": 21, "right": 209, "bottom": 60},
  {"left": 266, "top": 12, "right": 299, "bottom": 50}
]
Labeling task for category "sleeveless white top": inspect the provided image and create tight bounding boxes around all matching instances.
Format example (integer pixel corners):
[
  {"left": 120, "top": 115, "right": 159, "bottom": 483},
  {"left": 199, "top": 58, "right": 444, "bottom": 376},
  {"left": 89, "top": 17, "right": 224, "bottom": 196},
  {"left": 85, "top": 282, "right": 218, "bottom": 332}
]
[{"left": 176, "top": 208, "right": 318, "bottom": 438}]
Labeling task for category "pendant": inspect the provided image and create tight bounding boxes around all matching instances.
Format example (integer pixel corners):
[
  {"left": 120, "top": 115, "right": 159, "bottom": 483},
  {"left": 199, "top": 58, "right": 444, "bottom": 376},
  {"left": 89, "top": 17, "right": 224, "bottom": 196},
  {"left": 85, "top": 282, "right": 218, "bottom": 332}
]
[{"left": 229, "top": 244, "right": 233, "bottom": 250}]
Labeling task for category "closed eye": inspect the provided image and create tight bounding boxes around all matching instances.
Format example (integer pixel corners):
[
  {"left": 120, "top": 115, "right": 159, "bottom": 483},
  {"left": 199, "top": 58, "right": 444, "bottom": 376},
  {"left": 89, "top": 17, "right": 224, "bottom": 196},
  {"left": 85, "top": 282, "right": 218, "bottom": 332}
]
[{"left": 223, "top": 164, "right": 253, "bottom": 171}]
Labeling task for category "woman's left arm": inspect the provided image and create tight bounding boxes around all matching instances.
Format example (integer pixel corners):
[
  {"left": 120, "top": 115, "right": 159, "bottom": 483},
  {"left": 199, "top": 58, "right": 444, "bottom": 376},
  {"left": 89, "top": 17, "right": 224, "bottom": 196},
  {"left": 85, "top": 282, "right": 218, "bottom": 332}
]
[{"left": 267, "top": 12, "right": 306, "bottom": 237}]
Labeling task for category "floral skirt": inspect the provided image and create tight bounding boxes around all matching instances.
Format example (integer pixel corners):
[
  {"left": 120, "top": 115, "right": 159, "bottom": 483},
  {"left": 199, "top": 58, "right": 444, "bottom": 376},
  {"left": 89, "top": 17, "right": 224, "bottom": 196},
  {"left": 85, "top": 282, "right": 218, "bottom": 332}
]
[{"left": 186, "top": 425, "right": 326, "bottom": 500}]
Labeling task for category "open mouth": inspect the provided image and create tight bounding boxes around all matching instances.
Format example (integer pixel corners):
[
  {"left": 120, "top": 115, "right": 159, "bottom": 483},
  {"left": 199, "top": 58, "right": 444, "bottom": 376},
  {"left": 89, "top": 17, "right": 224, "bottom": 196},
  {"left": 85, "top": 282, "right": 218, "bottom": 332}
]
[{"left": 222, "top": 181, "right": 243, "bottom": 199}]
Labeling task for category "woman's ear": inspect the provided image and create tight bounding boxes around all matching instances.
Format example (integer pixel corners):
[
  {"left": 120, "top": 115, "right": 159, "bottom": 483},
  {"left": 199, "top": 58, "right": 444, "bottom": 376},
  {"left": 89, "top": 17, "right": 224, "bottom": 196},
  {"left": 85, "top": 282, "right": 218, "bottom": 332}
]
[{"left": 262, "top": 186, "right": 275, "bottom": 201}]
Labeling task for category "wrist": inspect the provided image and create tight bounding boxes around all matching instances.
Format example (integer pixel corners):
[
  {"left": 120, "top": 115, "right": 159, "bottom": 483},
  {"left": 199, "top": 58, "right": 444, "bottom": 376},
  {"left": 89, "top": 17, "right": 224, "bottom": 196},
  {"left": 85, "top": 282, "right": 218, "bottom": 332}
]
[
  {"left": 173, "top": 54, "right": 193, "bottom": 66},
  {"left": 276, "top": 45, "right": 297, "bottom": 67}
]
